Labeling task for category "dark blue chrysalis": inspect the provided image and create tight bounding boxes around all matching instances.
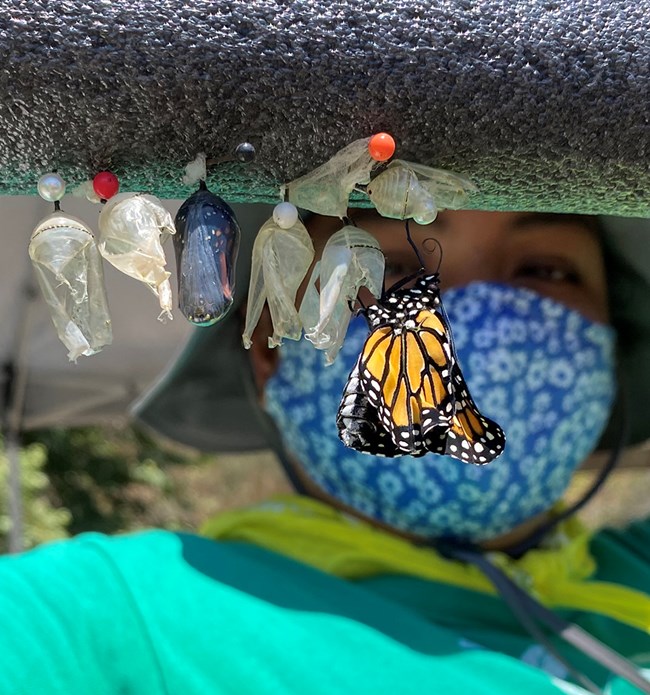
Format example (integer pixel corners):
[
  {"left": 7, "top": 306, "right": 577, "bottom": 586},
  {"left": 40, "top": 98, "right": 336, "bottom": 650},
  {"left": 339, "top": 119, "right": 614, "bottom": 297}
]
[{"left": 174, "top": 181, "right": 240, "bottom": 326}]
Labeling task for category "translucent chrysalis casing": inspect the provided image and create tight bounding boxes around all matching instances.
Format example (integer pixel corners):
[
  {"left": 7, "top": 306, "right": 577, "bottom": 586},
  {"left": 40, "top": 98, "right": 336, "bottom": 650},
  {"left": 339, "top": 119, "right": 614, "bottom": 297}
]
[
  {"left": 286, "top": 138, "right": 376, "bottom": 218},
  {"left": 299, "top": 226, "right": 385, "bottom": 364},
  {"left": 174, "top": 182, "right": 240, "bottom": 326},
  {"left": 367, "top": 160, "right": 477, "bottom": 225},
  {"left": 28, "top": 211, "right": 112, "bottom": 361},
  {"left": 98, "top": 192, "right": 176, "bottom": 322},
  {"left": 242, "top": 216, "right": 314, "bottom": 349}
]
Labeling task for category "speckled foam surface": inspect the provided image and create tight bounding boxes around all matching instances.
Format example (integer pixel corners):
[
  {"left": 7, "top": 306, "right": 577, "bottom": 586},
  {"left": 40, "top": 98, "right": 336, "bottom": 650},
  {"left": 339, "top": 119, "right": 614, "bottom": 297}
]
[{"left": 0, "top": 0, "right": 648, "bottom": 215}]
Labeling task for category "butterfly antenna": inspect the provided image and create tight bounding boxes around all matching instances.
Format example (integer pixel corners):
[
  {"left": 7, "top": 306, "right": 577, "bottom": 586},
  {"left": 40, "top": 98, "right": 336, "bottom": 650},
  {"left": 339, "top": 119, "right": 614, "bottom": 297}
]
[
  {"left": 423, "top": 237, "right": 444, "bottom": 274},
  {"left": 384, "top": 222, "right": 428, "bottom": 296}
]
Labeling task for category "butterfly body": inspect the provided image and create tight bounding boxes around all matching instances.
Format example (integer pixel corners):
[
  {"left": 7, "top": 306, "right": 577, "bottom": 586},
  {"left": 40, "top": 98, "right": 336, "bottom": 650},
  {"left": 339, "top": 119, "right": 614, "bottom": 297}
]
[{"left": 337, "top": 273, "right": 506, "bottom": 464}]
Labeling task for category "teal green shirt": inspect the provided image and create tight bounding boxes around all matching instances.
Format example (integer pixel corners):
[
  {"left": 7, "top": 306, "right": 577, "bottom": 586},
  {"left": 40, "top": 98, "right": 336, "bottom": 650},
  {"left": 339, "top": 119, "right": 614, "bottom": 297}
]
[{"left": 1, "top": 524, "right": 649, "bottom": 694}]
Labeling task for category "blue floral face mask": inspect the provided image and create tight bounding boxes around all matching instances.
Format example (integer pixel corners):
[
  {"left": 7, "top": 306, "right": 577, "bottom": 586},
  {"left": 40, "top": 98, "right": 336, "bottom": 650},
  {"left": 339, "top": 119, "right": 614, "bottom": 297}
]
[{"left": 264, "top": 283, "right": 616, "bottom": 543}]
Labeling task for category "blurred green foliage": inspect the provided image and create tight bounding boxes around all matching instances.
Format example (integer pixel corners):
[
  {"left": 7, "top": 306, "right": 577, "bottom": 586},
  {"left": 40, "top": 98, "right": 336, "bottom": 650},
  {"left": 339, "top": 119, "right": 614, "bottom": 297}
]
[
  {"left": 0, "top": 427, "right": 210, "bottom": 552},
  {"left": 0, "top": 439, "right": 71, "bottom": 553},
  {"left": 0, "top": 425, "right": 289, "bottom": 554},
  {"left": 23, "top": 427, "right": 192, "bottom": 536}
]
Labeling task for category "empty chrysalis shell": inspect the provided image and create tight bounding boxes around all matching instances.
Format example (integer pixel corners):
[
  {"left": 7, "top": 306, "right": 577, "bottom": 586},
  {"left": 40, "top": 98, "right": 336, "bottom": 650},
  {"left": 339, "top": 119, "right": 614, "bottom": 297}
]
[
  {"left": 28, "top": 212, "right": 112, "bottom": 361},
  {"left": 286, "top": 138, "right": 377, "bottom": 218},
  {"left": 242, "top": 210, "right": 314, "bottom": 349},
  {"left": 174, "top": 182, "right": 240, "bottom": 326},
  {"left": 98, "top": 193, "right": 176, "bottom": 322},
  {"left": 403, "top": 160, "right": 478, "bottom": 210},
  {"left": 367, "top": 160, "right": 478, "bottom": 224},
  {"left": 368, "top": 162, "right": 438, "bottom": 225},
  {"left": 299, "top": 226, "right": 385, "bottom": 364}
]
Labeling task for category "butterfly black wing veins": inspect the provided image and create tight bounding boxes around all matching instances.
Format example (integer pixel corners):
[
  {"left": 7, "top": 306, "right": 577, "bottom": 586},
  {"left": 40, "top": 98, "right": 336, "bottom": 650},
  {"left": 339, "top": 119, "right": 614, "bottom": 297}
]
[{"left": 336, "top": 274, "right": 506, "bottom": 464}]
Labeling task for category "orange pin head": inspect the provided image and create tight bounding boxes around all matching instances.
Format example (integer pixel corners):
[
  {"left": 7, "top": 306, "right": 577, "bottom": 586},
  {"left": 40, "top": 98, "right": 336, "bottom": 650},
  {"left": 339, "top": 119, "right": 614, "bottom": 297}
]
[{"left": 368, "top": 132, "right": 396, "bottom": 162}]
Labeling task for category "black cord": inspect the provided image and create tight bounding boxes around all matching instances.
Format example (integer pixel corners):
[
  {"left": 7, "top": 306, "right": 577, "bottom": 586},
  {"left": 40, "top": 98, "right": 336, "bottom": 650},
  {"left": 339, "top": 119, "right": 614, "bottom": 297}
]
[
  {"left": 445, "top": 546, "right": 650, "bottom": 695},
  {"left": 441, "top": 544, "right": 604, "bottom": 693}
]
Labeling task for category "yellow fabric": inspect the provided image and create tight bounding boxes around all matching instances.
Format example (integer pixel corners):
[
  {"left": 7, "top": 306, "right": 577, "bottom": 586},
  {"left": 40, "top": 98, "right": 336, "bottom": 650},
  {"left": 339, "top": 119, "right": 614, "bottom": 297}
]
[{"left": 202, "top": 494, "right": 650, "bottom": 633}]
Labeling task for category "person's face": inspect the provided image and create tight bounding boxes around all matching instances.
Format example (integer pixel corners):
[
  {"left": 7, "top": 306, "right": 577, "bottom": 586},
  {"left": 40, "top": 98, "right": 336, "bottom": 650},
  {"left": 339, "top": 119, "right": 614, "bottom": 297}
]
[
  {"left": 306, "top": 209, "right": 609, "bottom": 324},
  {"left": 249, "top": 209, "right": 612, "bottom": 548}
]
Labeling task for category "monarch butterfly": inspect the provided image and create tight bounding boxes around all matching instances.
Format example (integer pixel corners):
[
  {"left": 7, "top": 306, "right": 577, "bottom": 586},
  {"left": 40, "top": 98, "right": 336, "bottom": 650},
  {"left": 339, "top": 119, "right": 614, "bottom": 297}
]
[{"left": 336, "top": 270, "right": 506, "bottom": 464}]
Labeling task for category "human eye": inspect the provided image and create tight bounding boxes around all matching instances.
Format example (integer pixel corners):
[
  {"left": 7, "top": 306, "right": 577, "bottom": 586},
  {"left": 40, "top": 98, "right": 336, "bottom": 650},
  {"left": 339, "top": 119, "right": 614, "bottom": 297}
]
[{"left": 514, "top": 256, "right": 583, "bottom": 286}]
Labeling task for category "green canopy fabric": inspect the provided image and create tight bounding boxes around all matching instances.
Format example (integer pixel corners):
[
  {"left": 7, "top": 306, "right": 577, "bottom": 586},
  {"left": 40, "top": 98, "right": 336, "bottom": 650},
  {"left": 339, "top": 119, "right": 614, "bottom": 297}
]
[{"left": 0, "top": 1, "right": 648, "bottom": 216}]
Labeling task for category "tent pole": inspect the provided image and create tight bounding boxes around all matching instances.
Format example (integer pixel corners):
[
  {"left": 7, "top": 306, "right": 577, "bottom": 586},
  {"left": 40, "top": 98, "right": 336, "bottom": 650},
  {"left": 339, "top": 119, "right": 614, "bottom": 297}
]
[
  {"left": 5, "top": 430, "right": 23, "bottom": 553},
  {"left": 3, "top": 283, "right": 37, "bottom": 553}
]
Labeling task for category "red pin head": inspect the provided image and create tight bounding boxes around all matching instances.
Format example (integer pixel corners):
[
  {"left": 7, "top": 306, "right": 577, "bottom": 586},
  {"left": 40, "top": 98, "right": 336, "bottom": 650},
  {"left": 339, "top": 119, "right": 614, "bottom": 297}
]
[
  {"left": 368, "top": 132, "right": 396, "bottom": 162},
  {"left": 93, "top": 171, "right": 120, "bottom": 200}
]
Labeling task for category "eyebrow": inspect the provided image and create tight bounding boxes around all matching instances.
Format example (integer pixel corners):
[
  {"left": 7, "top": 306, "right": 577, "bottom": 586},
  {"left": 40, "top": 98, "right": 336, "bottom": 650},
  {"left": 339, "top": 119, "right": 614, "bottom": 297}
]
[{"left": 511, "top": 212, "right": 600, "bottom": 233}]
